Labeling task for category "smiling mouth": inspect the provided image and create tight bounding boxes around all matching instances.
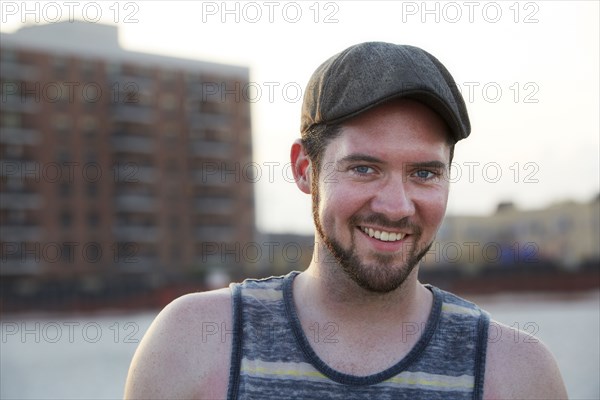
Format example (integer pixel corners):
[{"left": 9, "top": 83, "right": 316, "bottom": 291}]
[{"left": 360, "top": 226, "right": 406, "bottom": 242}]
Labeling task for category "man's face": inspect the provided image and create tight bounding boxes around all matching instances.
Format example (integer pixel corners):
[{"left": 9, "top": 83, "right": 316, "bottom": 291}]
[{"left": 312, "top": 99, "right": 451, "bottom": 293}]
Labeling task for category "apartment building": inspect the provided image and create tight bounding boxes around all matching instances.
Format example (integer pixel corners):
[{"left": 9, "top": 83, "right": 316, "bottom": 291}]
[{"left": 0, "top": 21, "right": 254, "bottom": 298}]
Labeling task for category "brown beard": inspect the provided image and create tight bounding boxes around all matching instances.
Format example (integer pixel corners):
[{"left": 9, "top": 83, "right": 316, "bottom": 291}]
[{"left": 311, "top": 170, "right": 433, "bottom": 293}]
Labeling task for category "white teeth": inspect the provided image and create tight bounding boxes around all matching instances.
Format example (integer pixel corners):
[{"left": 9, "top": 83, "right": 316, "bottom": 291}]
[{"left": 361, "top": 227, "right": 405, "bottom": 242}]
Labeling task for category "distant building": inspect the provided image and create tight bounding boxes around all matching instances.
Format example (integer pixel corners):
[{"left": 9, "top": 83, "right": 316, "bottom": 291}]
[
  {"left": 254, "top": 232, "right": 315, "bottom": 276},
  {"left": 0, "top": 21, "right": 254, "bottom": 296},
  {"left": 423, "top": 197, "right": 600, "bottom": 270}
]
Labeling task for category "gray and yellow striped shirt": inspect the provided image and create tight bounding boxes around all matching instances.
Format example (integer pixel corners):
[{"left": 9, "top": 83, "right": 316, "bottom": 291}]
[{"left": 227, "top": 272, "right": 489, "bottom": 399}]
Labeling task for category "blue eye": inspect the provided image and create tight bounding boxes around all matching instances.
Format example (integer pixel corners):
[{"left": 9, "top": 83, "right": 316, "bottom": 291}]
[
  {"left": 354, "top": 166, "right": 373, "bottom": 174},
  {"left": 415, "top": 170, "right": 434, "bottom": 180}
]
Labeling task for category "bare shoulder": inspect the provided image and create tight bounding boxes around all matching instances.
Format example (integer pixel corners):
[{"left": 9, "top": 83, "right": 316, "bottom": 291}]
[
  {"left": 483, "top": 319, "right": 568, "bottom": 400},
  {"left": 124, "top": 287, "right": 233, "bottom": 400}
]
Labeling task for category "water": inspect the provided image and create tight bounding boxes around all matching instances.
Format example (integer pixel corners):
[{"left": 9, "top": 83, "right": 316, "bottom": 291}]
[{"left": 1, "top": 290, "right": 598, "bottom": 400}]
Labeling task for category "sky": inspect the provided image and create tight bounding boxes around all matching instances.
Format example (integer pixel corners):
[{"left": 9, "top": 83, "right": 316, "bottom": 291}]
[{"left": 1, "top": 0, "right": 598, "bottom": 234}]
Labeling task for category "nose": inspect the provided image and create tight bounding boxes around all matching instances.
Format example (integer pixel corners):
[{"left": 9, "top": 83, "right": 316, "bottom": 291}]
[{"left": 370, "top": 175, "right": 416, "bottom": 221}]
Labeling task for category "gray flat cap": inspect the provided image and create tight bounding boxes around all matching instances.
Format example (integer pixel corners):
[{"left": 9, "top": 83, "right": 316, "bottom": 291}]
[{"left": 301, "top": 42, "right": 471, "bottom": 143}]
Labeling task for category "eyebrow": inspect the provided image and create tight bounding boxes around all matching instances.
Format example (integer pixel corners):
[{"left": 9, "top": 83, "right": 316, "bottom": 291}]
[
  {"left": 337, "top": 153, "right": 385, "bottom": 165},
  {"left": 407, "top": 160, "right": 448, "bottom": 170},
  {"left": 337, "top": 154, "right": 447, "bottom": 170}
]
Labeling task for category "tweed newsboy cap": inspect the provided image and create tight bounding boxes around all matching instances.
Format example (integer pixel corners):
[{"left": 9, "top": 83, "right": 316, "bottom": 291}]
[{"left": 301, "top": 42, "right": 471, "bottom": 143}]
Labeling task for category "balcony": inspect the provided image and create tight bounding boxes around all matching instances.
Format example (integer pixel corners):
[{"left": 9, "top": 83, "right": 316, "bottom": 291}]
[
  {"left": 0, "top": 225, "right": 42, "bottom": 241},
  {"left": 111, "top": 104, "right": 154, "bottom": 124},
  {"left": 112, "top": 225, "right": 159, "bottom": 242},
  {"left": 195, "top": 225, "right": 234, "bottom": 242},
  {"left": 112, "top": 135, "right": 155, "bottom": 154},
  {"left": 189, "top": 140, "right": 231, "bottom": 158},
  {"left": 1, "top": 95, "right": 39, "bottom": 113},
  {"left": 188, "top": 111, "right": 230, "bottom": 129},
  {"left": 195, "top": 197, "right": 234, "bottom": 215},
  {"left": 110, "top": 74, "right": 155, "bottom": 93},
  {"left": 0, "top": 259, "right": 40, "bottom": 275},
  {"left": 0, "top": 127, "right": 41, "bottom": 145},
  {"left": 0, "top": 61, "right": 37, "bottom": 81},
  {"left": 113, "top": 255, "right": 158, "bottom": 272},
  {"left": 113, "top": 165, "right": 156, "bottom": 184},
  {"left": 191, "top": 168, "right": 232, "bottom": 187},
  {"left": 114, "top": 194, "right": 157, "bottom": 212},
  {"left": 0, "top": 192, "right": 42, "bottom": 210}
]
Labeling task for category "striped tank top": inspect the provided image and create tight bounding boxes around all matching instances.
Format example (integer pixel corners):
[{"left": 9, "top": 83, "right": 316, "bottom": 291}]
[{"left": 227, "top": 271, "right": 490, "bottom": 399}]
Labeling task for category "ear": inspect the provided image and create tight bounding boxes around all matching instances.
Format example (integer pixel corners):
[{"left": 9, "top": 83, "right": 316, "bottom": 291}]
[{"left": 290, "top": 139, "right": 312, "bottom": 194}]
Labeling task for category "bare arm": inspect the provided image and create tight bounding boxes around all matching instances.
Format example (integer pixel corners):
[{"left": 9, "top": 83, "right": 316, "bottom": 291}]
[
  {"left": 484, "top": 320, "right": 568, "bottom": 400},
  {"left": 124, "top": 288, "right": 232, "bottom": 400}
]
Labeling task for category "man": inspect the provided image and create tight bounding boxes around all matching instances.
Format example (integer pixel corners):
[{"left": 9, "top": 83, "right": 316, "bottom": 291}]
[{"left": 124, "top": 42, "right": 567, "bottom": 399}]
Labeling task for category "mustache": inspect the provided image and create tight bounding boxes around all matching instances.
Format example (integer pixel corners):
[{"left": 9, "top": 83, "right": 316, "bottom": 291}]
[{"left": 351, "top": 214, "right": 422, "bottom": 234}]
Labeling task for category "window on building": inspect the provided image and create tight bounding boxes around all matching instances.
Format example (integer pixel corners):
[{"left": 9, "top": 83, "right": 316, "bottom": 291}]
[
  {"left": 61, "top": 242, "right": 75, "bottom": 263},
  {"left": 1, "top": 112, "right": 21, "bottom": 128},
  {"left": 5, "top": 209, "right": 26, "bottom": 225},
  {"left": 85, "top": 150, "right": 98, "bottom": 164},
  {"left": 59, "top": 182, "right": 72, "bottom": 197},
  {"left": 84, "top": 241, "right": 102, "bottom": 263},
  {"left": 86, "top": 183, "right": 98, "bottom": 197},
  {"left": 80, "top": 59, "right": 96, "bottom": 80},
  {"left": 56, "top": 148, "right": 70, "bottom": 163},
  {"left": 81, "top": 115, "right": 98, "bottom": 135},
  {"left": 54, "top": 114, "right": 71, "bottom": 131},
  {"left": 4, "top": 176, "right": 24, "bottom": 191},
  {"left": 205, "top": 128, "right": 233, "bottom": 142},
  {"left": 60, "top": 210, "right": 72, "bottom": 227},
  {"left": 166, "top": 158, "right": 178, "bottom": 174},
  {"left": 87, "top": 211, "right": 99, "bottom": 227},
  {"left": 170, "top": 244, "right": 181, "bottom": 262},
  {"left": 52, "top": 56, "right": 68, "bottom": 79},
  {"left": 4, "top": 145, "right": 24, "bottom": 158}
]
